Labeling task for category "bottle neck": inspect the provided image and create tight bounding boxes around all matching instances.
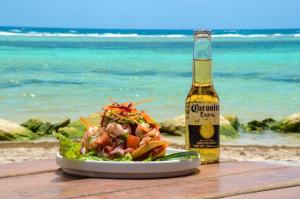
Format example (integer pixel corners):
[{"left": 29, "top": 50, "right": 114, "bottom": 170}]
[
  {"left": 193, "top": 59, "right": 212, "bottom": 85},
  {"left": 192, "top": 32, "right": 212, "bottom": 85}
]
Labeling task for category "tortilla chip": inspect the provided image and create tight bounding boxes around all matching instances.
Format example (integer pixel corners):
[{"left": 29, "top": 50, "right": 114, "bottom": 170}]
[
  {"left": 131, "top": 140, "right": 169, "bottom": 159},
  {"left": 151, "top": 143, "right": 168, "bottom": 160}
]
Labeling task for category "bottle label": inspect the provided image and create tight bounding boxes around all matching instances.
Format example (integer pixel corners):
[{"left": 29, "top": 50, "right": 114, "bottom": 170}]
[{"left": 187, "top": 103, "right": 220, "bottom": 148}]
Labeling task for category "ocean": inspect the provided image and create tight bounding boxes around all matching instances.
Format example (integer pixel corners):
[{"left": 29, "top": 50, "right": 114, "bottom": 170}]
[{"left": 0, "top": 27, "right": 300, "bottom": 123}]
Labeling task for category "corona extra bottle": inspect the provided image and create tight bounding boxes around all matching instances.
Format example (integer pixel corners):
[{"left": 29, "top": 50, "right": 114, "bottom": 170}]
[{"left": 185, "top": 30, "right": 220, "bottom": 164}]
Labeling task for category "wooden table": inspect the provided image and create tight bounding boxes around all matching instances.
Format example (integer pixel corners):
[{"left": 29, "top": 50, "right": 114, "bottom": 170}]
[{"left": 0, "top": 159, "right": 300, "bottom": 199}]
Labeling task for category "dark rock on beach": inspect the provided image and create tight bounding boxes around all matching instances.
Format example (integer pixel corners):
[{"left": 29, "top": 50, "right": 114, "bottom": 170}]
[
  {"left": 243, "top": 117, "right": 277, "bottom": 132},
  {"left": 36, "top": 122, "right": 53, "bottom": 135},
  {"left": 243, "top": 120, "right": 269, "bottom": 132},
  {"left": 242, "top": 113, "right": 300, "bottom": 133},
  {"left": 21, "top": 118, "right": 43, "bottom": 132},
  {"left": 262, "top": 118, "right": 276, "bottom": 125},
  {"left": 21, "top": 118, "right": 70, "bottom": 136}
]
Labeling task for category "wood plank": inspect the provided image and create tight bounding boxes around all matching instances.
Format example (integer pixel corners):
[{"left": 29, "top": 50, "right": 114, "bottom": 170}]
[
  {"left": 224, "top": 186, "right": 300, "bottom": 199},
  {"left": 0, "top": 158, "right": 278, "bottom": 179},
  {"left": 0, "top": 161, "right": 285, "bottom": 187},
  {"left": 0, "top": 161, "right": 296, "bottom": 199},
  {"left": 0, "top": 159, "right": 58, "bottom": 178},
  {"left": 90, "top": 167, "right": 300, "bottom": 199}
]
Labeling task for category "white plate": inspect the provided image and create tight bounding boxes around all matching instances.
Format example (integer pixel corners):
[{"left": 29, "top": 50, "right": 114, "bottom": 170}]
[{"left": 56, "top": 148, "right": 200, "bottom": 179}]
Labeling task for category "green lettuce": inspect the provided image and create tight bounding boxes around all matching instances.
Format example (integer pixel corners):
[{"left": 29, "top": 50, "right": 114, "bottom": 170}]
[
  {"left": 113, "top": 153, "right": 133, "bottom": 162},
  {"left": 55, "top": 133, "right": 83, "bottom": 160},
  {"left": 81, "top": 150, "right": 107, "bottom": 161}
]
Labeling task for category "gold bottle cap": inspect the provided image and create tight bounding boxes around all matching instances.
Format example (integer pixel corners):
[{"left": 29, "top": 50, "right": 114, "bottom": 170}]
[{"left": 194, "top": 29, "right": 211, "bottom": 38}]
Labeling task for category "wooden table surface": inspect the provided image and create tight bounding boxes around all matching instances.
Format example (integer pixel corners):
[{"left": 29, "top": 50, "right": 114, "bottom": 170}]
[{"left": 0, "top": 159, "right": 300, "bottom": 199}]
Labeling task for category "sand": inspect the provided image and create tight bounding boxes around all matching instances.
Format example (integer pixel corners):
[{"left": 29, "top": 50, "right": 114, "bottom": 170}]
[{"left": 0, "top": 141, "right": 300, "bottom": 165}]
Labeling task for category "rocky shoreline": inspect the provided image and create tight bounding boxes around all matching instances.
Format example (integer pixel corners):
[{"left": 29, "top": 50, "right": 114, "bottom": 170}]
[
  {"left": 1, "top": 112, "right": 300, "bottom": 142},
  {"left": 1, "top": 112, "right": 300, "bottom": 165},
  {"left": 160, "top": 113, "right": 300, "bottom": 137}
]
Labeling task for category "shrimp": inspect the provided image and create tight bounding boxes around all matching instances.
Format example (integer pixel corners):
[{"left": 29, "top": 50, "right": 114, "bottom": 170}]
[
  {"left": 106, "top": 122, "right": 131, "bottom": 138},
  {"left": 81, "top": 126, "right": 99, "bottom": 154},
  {"left": 135, "top": 123, "right": 151, "bottom": 138},
  {"left": 139, "top": 136, "right": 153, "bottom": 146}
]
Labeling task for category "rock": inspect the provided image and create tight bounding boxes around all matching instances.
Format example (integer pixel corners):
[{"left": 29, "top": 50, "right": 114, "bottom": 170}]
[
  {"left": 21, "top": 118, "right": 43, "bottom": 132},
  {"left": 243, "top": 117, "right": 277, "bottom": 132},
  {"left": 220, "top": 116, "right": 239, "bottom": 137},
  {"left": 0, "top": 119, "right": 34, "bottom": 141},
  {"left": 224, "top": 115, "right": 240, "bottom": 130},
  {"left": 160, "top": 115, "right": 185, "bottom": 136},
  {"left": 58, "top": 127, "right": 82, "bottom": 139},
  {"left": 51, "top": 119, "right": 71, "bottom": 132},
  {"left": 36, "top": 122, "right": 53, "bottom": 135},
  {"left": 57, "top": 114, "right": 98, "bottom": 139},
  {"left": 271, "top": 113, "right": 300, "bottom": 133},
  {"left": 262, "top": 118, "right": 276, "bottom": 125},
  {"left": 58, "top": 120, "right": 86, "bottom": 139},
  {"left": 243, "top": 120, "right": 269, "bottom": 132},
  {"left": 160, "top": 114, "right": 238, "bottom": 137}
]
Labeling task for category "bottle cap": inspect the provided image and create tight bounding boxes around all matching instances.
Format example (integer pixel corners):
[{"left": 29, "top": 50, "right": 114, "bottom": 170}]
[{"left": 194, "top": 29, "right": 211, "bottom": 38}]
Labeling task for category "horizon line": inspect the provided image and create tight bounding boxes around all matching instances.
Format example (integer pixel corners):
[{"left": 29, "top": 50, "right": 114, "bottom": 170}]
[{"left": 0, "top": 25, "right": 300, "bottom": 31}]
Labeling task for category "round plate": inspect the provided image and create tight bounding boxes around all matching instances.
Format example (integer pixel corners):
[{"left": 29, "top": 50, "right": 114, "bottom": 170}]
[{"left": 56, "top": 148, "right": 200, "bottom": 179}]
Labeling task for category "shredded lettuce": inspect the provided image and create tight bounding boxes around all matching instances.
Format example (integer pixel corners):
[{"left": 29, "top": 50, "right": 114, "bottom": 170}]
[
  {"left": 81, "top": 151, "right": 107, "bottom": 161},
  {"left": 142, "top": 154, "right": 153, "bottom": 162},
  {"left": 113, "top": 153, "right": 133, "bottom": 162}
]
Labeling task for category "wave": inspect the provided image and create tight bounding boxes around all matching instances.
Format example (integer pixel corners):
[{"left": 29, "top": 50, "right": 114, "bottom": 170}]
[
  {"left": 0, "top": 31, "right": 299, "bottom": 38},
  {"left": 0, "top": 79, "right": 83, "bottom": 89},
  {"left": 0, "top": 31, "right": 186, "bottom": 38},
  {"left": 9, "top": 29, "right": 22, "bottom": 33},
  {"left": 211, "top": 33, "right": 297, "bottom": 38}
]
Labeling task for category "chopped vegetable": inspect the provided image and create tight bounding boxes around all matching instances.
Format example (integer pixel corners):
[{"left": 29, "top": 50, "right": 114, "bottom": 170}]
[{"left": 126, "top": 134, "right": 140, "bottom": 149}]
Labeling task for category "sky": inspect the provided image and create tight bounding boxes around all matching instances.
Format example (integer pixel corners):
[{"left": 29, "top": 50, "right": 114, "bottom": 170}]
[{"left": 0, "top": 0, "right": 299, "bottom": 29}]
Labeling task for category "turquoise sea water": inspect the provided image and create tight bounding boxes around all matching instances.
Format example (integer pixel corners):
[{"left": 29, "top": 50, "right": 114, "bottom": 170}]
[{"left": 0, "top": 27, "right": 300, "bottom": 123}]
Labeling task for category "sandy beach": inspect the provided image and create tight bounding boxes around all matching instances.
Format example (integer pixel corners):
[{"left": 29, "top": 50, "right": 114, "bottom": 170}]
[{"left": 1, "top": 140, "right": 299, "bottom": 165}]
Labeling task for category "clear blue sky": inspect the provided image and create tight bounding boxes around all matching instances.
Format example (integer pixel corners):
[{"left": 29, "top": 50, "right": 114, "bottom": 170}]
[{"left": 0, "top": 0, "right": 299, "bottom": 29}]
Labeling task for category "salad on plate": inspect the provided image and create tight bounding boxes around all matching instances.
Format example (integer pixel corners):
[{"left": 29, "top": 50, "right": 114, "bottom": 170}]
[{"left": 56, "top": 100, "right": 198, "bottom": 162}]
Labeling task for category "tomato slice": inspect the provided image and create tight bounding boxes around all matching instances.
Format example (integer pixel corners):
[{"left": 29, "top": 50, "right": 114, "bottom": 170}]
[{"left": 126, "top": 134, "right": 140, "bottom": 149}]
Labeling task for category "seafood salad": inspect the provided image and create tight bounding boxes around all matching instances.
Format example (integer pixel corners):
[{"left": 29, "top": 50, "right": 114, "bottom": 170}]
[
  {"left": 56, "top": 100, "right": 198, "bottom": 162},
  {"left": 78, "top": 101, "right": 168, "bottom": 161}
]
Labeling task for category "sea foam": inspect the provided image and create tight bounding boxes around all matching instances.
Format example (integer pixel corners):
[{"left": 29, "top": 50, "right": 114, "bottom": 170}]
[
  {"left": 0, "top": 31, "right": 186, "bottom": 38},
  {"left": 0, "top": 31, "right": 299, "bottom": 38}
]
